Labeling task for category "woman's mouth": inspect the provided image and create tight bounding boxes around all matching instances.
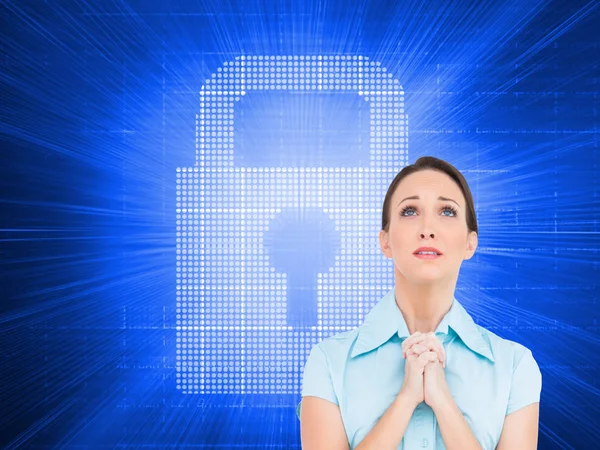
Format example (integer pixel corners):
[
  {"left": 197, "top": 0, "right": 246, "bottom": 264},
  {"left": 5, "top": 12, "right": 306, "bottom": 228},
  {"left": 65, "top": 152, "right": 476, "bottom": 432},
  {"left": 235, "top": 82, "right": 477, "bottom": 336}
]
[{"left": 413, "top": 252, "right": 442, "bottom": 259}]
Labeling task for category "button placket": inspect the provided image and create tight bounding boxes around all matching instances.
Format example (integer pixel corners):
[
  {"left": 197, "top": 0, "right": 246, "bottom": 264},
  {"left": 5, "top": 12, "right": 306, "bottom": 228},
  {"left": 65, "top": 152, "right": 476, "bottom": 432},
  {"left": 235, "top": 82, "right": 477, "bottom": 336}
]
[{"left": 419, "top": 405, "right": 435, "bottom": 449}]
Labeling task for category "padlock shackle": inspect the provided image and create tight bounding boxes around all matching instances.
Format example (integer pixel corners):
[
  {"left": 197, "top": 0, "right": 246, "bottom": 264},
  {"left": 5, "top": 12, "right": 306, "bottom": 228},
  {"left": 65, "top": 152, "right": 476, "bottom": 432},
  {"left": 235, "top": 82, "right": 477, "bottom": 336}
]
[{"left": 191, "top": 55, "right": 407, "bottom": 169}]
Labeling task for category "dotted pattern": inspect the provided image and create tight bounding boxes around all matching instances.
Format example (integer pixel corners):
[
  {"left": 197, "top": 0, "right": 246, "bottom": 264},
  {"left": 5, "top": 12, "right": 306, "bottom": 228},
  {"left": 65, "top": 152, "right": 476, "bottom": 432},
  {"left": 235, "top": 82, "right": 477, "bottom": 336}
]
[{"left": 176, "top": 55, "right": 407, "bottom": 394}]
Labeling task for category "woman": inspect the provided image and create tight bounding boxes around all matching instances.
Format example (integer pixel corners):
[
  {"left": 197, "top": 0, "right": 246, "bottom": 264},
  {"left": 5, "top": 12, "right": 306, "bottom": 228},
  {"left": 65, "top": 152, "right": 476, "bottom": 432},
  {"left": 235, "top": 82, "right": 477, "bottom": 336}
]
[{"left": 296, "top": 156, "right": 542, "bottom": 450}]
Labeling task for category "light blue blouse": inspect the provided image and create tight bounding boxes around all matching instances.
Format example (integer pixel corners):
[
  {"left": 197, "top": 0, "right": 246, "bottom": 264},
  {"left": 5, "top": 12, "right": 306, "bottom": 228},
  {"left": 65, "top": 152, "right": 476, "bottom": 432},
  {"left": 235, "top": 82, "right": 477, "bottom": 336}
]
[{"left": 296, "top": 286, "right": 542, "bottom": 450}]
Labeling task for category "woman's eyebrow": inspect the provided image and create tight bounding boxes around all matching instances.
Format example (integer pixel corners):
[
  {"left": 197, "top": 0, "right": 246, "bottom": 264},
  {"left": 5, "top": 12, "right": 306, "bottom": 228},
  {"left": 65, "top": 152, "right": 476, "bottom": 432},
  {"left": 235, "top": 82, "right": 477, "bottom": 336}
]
[{"left": 396, "top": 195, "right": 460, "bottom": 207}]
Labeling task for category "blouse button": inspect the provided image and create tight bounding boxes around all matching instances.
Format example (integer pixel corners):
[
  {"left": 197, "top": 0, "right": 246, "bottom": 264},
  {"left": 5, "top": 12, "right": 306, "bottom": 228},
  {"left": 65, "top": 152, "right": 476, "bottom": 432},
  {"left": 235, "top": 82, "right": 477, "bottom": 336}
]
[{"left": 421, "top": 438, "right": 429, "bottom": 447}]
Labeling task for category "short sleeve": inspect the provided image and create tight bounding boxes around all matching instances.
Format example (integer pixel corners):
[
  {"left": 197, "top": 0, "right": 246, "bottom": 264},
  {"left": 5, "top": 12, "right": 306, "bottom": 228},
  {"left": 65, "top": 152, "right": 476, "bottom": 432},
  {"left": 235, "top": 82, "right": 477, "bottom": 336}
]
[
  {"left": 506, "top": 347, "right": 542, "bottom": 415},
  {"left": 296, "top": 344, "right": 339, "bottom": 420}
]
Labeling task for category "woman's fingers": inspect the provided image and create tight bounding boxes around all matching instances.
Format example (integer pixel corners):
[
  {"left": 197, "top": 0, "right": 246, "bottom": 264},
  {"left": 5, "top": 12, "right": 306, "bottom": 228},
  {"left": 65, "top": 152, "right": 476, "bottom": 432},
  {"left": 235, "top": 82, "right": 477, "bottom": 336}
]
[
  {"left": 402, "top": 332, "right": 433, "bottom": 355},
  {"left": 403, "top": 332, "right": 446, "bottom": 368},
  {"left": 408, "top": 348, "right": 442, "bottom": 370},
  {"left": 408, "top": 343, "right": 444, "bottom": 367},
  {"left": 402, "top": 331, "right": 425, "bottom": 348},
  {"left": 402, "top": 332, "right": 436, "bottom": 354},
  {"left": 408, "top": 343, "right": 429, "bottom": 355},
  {"left": 417, "top": 351, "right": 439, "bottom": 366},
  {"left": 429, "top": 338, "right": 446, "bottom": 368},
  {"left": 401, "top": 332, "right": 424, "bottom": 353}
]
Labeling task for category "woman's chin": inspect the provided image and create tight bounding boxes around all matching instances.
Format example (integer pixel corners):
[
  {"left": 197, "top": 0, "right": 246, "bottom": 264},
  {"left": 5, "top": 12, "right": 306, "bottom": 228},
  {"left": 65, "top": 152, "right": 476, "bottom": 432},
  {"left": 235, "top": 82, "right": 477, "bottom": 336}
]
[{"left": 407, "top": 269, "right": 446, "bottom": 284}]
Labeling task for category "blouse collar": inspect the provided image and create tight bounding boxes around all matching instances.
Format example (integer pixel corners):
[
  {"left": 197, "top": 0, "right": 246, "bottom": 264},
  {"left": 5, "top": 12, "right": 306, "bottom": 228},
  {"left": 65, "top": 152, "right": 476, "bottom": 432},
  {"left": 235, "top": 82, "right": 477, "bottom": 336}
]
[{"left": 350, "top": 286, "right": 495, "bottom": 363}]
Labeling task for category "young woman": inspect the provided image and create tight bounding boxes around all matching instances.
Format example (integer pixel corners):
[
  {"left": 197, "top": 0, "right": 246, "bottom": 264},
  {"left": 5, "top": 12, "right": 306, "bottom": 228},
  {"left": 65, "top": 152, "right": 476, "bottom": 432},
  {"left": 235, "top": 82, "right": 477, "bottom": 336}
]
[{"left": 297, "top": 156, "right": 542, "bottom": 450}]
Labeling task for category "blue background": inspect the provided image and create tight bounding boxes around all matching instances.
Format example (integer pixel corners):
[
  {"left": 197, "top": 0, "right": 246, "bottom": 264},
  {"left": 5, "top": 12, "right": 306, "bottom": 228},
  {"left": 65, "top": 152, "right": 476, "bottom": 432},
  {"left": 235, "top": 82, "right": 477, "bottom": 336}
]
[{"left": 1, "top": 0, "right": 599, "bottom": 448}]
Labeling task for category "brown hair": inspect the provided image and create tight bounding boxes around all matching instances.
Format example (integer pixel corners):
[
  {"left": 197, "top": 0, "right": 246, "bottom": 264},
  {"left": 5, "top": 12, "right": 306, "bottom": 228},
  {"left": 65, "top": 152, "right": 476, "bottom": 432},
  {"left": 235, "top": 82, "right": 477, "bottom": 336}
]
[{"left": 381, "top": 156, "right": 478, "bottom": 234}]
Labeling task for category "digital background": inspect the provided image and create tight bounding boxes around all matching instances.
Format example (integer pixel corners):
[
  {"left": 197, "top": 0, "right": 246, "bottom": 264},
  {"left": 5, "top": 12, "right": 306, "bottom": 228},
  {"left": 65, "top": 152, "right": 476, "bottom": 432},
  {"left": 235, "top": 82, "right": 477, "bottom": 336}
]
[{"left": 1, "top": 0, "right": 599, "bottom": 448}]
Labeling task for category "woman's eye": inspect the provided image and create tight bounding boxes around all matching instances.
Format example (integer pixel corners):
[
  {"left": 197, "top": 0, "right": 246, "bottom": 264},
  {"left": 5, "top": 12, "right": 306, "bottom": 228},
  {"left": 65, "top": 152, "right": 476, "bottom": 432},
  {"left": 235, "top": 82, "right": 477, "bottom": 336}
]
[
  {"left": 400, "top": 205, "right": 457, "bottom": 217},
  {"left": 442, "top": 207, "right": 457, "bottom": 216},
  {"left": 400, "top": 206, "right": 416, "bottom": 216}
]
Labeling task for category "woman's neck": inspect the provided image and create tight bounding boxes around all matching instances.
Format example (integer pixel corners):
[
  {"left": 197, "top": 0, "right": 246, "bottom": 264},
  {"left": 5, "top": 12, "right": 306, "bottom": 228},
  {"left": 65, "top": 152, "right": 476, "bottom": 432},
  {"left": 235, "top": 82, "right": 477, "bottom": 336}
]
[{"left": 393, "top": 275, "right": 456, "bottom": 335}]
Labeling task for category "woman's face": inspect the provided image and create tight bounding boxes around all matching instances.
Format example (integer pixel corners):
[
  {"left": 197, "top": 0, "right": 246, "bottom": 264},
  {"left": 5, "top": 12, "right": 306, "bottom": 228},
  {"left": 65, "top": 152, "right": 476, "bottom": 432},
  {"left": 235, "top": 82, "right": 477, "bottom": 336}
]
[{"left": 379, "top": 169, "right": 478, "bottom": 285}]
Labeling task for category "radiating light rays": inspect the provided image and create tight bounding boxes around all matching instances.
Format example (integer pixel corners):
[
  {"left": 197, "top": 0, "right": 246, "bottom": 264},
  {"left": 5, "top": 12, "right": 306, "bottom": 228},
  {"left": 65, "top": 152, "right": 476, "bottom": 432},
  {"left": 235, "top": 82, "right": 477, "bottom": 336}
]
[
  {"left": 378, "top": 0, "right": 599, "bottom": 137},
  {"left": 458, "top": 275, "right": 600, "bottom": 374},
  {"left": 538, "top": 367, "right": 600, "bottom": 446}
]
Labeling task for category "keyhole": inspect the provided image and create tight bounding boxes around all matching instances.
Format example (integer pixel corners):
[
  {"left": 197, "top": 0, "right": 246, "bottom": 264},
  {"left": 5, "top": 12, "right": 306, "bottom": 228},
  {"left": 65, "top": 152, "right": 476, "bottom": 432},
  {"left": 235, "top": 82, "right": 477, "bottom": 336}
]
[{"left": 264, "top": 207, "right": 341, "bottom": 328}]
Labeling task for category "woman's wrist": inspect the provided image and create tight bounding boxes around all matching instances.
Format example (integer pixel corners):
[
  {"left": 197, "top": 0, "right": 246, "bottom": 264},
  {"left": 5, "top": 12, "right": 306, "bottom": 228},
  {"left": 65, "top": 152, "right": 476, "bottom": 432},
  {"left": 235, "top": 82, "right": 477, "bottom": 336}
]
[
  {"left": 397, "top": 387, "right": 420, "bottom": 411},
  {"left": 429, "top": 389, "right": 454, "bottom": 414}
]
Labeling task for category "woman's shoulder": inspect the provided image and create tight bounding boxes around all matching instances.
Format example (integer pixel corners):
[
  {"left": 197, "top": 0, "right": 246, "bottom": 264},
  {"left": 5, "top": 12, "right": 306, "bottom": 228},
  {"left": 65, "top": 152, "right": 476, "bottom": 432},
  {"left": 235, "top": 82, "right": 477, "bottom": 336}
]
[
  {"left": 310, "top": 327, "right": 361, "bottom": 364},
  {"left": 475, "top": 323, "right": 540, "bottom": 366},
  {"left": 475, "top": 325, "right": 543, "bottom": 415},
  {"left": 315, "top": 327, "right": 361, "bottom": 349}
]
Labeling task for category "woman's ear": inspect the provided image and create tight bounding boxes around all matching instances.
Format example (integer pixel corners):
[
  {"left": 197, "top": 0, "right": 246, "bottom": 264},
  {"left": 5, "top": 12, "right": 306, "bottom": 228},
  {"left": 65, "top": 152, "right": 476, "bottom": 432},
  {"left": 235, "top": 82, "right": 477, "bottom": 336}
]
[
  {"left": 379, "top": 229, "right": 393, "bottom": 259},
  {"left": 463, "top": 231, "right": 478, "bottom": 260}
]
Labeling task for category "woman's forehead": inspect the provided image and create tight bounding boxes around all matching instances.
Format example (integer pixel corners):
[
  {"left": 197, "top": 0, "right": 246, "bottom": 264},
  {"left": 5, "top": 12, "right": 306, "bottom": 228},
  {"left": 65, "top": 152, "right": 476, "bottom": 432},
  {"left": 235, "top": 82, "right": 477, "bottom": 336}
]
[{"left": 394, "top": 171, "right": 463, "bottom": 201}]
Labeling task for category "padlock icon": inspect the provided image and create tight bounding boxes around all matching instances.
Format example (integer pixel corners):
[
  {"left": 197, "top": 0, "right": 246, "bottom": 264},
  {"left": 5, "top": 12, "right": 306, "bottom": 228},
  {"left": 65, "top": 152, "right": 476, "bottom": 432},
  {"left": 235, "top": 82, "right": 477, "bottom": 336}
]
[{"left": 176, "top": 55, "right": 407, "bottom": 395}]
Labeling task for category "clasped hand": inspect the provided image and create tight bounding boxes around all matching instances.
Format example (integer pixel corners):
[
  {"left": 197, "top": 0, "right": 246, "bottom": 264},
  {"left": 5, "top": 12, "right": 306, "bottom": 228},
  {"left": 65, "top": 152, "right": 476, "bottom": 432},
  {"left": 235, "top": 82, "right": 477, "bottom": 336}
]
[{"left": 401, "top": 331, "right": 451, "bottom": 411}]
